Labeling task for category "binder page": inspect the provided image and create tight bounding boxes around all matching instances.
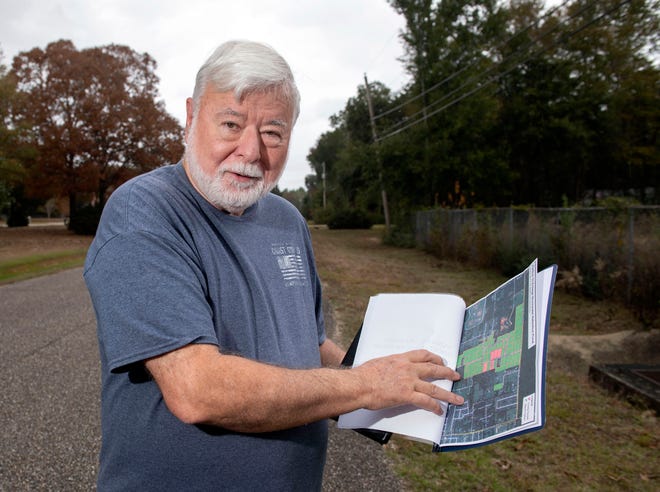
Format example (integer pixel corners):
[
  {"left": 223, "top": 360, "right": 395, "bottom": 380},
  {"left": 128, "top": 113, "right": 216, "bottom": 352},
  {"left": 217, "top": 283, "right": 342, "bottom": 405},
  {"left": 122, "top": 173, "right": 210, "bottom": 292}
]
[
  {"left": 535, "top": 265, "right": 557, "bottom": 416},
  {"left": 438, "top": 261, "right": 539, "bottom": 449},
  {"left": 338, "top": 293, "right": 466, "bottom": 445}
]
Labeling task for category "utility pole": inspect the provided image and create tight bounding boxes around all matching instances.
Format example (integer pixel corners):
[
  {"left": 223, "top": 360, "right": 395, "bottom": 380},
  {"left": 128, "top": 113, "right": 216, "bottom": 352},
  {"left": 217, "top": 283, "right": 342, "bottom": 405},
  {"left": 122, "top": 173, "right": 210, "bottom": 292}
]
[
  {"left": 364, "top": 73, "right": 391, "bottom": 233},
  {"left": 322, "top": 161, "right": 327, "bottom": 209}
]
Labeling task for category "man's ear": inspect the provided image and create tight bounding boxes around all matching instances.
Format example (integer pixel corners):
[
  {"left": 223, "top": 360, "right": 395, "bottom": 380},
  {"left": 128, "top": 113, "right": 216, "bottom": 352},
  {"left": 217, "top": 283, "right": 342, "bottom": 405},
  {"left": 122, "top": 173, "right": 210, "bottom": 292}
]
[{"left": 184, "top": 97, "right": 194, "bottom": 142}]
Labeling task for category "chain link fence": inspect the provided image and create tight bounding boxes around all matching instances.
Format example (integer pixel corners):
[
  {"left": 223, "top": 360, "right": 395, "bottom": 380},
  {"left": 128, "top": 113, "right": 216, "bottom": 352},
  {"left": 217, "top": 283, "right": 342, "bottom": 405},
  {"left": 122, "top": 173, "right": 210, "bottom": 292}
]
[{"left": 415, "top": 206, "right": 659, "bottom": 326}]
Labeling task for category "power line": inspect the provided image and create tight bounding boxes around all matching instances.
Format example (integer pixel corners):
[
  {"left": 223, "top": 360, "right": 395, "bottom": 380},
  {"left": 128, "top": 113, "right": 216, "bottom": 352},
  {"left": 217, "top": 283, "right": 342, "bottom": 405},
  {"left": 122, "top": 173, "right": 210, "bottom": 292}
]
[
  {"left": 376, "top": 0, "right": 631, "bottom": 140},
  {"left": 372, "top": 0, "right": 573, "bottom": 122},
  {"left": 376, "top": 0, "right": 590, "bottom": 137},
  {"left": 374, "top": 0, "right": 583, "bottom": 137},
  {"left": 376, "top": 0, "right": 632, "bottom": 142}
]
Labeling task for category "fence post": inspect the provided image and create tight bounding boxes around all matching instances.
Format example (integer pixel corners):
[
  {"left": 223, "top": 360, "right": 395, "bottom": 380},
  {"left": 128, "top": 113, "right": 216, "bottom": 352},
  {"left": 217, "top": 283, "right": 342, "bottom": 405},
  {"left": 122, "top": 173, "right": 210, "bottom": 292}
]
[
  {"left": 627, "top": 208, "right": 634, "bottom": 304},
  {"left": 508, "top": 208, "right": 514, "bottom": 253}
]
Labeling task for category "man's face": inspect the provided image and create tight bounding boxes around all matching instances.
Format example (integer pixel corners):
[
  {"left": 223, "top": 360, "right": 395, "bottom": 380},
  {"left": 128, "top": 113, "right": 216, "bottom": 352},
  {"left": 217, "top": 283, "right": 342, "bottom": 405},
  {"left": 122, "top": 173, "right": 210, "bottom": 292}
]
[{"left": 183, "top": 87, "right": 293, "bottom": 215}]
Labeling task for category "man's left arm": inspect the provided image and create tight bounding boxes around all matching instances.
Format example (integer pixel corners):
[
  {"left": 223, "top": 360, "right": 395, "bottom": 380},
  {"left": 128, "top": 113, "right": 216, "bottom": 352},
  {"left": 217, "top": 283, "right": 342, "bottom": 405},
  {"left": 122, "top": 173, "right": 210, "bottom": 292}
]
[{"left": 319, "top": 339, "right": 346, "bottom": 367}]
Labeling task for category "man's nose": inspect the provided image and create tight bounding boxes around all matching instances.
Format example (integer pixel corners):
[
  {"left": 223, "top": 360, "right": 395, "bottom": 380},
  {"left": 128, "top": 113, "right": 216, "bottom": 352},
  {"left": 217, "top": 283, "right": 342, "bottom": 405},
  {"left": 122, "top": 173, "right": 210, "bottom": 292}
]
[{"left": 235, "top": 126, "right": 261, "bottom": 163}]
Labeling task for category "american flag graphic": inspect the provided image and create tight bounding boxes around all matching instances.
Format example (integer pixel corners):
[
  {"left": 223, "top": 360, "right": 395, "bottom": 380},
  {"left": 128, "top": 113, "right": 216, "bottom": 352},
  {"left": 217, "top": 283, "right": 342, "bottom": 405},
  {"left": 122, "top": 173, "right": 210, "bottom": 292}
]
[{"left": 276, "top": 252, "right": 307, "bottom": 287}]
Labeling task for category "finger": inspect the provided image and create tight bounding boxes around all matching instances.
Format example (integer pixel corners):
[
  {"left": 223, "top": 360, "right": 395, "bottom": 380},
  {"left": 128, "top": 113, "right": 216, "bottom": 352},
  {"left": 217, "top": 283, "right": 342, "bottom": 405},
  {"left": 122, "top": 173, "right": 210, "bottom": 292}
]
[
  {"left": 405, "top": 349, "right": 446, "bottom": 365},
  {"left": 409, "top": 392, "right": 444, "bottom": 415},
  {"left": 408, "top": 388, "right": 463, "bottom": 415},
  {"left": 415, "top": 381, "right": 465, "bottom": 407},
  {"left": 416, "top": 361, "right": 462, "bottom": 382}
]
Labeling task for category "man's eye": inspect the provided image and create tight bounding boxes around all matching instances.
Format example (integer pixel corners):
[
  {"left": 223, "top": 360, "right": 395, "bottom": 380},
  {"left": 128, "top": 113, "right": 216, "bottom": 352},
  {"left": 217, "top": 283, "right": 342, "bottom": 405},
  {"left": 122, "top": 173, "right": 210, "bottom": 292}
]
[
  {"left": 223, "top": 122, "right": 240, "bottom": 131},
  {"left": 260, "top": 131, "right": 283, "bottom": 147}
]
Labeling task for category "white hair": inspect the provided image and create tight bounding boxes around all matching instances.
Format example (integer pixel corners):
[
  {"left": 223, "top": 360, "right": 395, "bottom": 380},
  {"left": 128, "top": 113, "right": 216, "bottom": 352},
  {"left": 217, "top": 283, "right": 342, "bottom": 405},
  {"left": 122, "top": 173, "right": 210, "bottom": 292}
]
[{"left": 192, "top": 40, "right": 300, "bottom": 122}]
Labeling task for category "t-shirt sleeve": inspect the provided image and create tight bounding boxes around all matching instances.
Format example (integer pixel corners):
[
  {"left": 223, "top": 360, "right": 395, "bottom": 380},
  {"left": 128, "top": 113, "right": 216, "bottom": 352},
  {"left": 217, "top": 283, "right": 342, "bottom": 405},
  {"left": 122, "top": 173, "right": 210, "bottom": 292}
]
[{"left": 84, "top": 230, "right": 218, "bottom": 373}]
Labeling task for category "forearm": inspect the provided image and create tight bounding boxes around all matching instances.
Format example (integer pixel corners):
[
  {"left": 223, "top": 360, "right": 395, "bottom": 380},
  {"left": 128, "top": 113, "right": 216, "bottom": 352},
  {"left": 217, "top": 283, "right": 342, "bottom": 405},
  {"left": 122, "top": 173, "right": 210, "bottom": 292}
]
[
  {"left": 213, "top": 356, "right": 365, "bottom": 431},
  {"left": 147, "top": 343, "right": 366, "bottom": 433},
  {"left": 146, "top": 343, "right": 464, "bottom": 434}
]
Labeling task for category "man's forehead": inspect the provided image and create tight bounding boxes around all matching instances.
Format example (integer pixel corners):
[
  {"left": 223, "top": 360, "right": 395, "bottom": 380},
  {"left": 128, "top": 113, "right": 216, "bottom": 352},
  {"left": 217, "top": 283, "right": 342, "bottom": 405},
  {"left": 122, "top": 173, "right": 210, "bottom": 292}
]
[{"left": 204, "top": 89, "right": 293, "bottom": 124}]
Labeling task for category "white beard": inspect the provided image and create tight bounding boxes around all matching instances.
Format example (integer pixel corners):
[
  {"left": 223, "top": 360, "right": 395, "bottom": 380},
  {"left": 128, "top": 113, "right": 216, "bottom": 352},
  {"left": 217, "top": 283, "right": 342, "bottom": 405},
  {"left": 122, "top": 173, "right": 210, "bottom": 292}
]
[{"left": 184, "top": 140, "right": 276, "bottom": 215}]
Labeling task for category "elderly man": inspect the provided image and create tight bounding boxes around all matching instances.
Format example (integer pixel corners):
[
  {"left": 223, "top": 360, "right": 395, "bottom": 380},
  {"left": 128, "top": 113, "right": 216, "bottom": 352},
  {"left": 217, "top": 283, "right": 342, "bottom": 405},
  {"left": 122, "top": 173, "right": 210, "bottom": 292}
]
[{"left": 84, "top": 40, "right": 463, "bottom": 491}]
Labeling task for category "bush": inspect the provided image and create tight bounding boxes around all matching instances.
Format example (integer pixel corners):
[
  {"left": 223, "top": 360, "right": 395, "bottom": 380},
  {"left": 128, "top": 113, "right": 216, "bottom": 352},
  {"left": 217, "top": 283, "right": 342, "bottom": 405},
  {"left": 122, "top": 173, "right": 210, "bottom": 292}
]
[
  {"left": 313, "top": 206, "right": 373, "bottom": 229},
  {"left": 6, "top": 209, "right": 29, "bottom": 227},
  {"left": 382, "top": 227, "right": 416, "bottom": 248},
  {"left": 69, "top": 205, "right": 102, "bottom": 235},
  {"left": 326, "top": 208, "right": 373, "bottom": 230},
  {"left": 310, "top": 207, "right": 334, "bottom": 227}
]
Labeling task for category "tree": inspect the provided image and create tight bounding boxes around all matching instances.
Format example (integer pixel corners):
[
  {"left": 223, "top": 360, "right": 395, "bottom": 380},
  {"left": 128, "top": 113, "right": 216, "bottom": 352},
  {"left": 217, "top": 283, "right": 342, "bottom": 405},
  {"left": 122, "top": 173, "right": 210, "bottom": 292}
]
[
  {"left": 10, "top": 40, "right": 184, "bottom": 222},
  {"left": 305, "top": 0, "right": 658, "bottom": 219},
  {"left": 0, "top": 47, "right": 36, "bottom": 224},
  {"left": 386, "top": 0, "right": 510, "bottom": 208},
  {"left": 307, "top": 81, "right": 396, "bottom": 220},
  {"left": 0, "top": 49, "right": 18, "bottom": 214},
  {"left": 383, "top": 0, "right": 658, "bottom": 208},
  {"left": 498, "top": 0, "right": 659, "bottom": 204},
  {"left": 559, "top": 0, "right": 659, "bottom": 202}
]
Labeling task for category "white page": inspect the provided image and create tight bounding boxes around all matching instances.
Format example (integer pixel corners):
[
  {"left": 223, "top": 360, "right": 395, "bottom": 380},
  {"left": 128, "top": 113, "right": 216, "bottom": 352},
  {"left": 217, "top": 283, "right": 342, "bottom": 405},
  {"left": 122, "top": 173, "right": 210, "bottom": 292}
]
[
  {"left": 537, "top": 266, "right": 554, "bottom": 340},
  {"left": 534, "top": 266, "right": 555, "bottom": 419},
  {"left": 518, "top": 265, "right": 553, "bottom": 430},
  {"left": 338, "top": 293, "right": 466, "bottom": 445}
]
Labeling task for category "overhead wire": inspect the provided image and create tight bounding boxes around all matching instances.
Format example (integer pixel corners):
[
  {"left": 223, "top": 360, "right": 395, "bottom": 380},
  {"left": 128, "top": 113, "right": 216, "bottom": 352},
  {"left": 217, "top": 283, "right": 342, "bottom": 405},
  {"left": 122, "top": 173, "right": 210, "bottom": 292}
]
[
  {"left": 373, "top": 0, "right": 573, "bottom": 122},
  {"left": 375, "top": 0, "right": 632, "bottom": 142},
  {"left": 374, "top": 0, "right": 585, "bottom": 137}
]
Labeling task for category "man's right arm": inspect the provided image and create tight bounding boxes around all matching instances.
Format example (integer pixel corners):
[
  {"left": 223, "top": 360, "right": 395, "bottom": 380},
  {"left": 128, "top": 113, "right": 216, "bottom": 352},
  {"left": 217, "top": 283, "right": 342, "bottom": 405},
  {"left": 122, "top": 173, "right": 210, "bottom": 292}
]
[{"left": 145, "top": 343, "right": 464, "bottom": 433}]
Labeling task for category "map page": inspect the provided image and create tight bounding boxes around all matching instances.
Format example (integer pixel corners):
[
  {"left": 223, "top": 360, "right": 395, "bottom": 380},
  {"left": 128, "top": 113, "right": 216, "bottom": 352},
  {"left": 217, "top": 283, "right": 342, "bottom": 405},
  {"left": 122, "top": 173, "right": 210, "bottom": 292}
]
[{"left": 436, "top": 263, "right": 538, "bottom": 450}]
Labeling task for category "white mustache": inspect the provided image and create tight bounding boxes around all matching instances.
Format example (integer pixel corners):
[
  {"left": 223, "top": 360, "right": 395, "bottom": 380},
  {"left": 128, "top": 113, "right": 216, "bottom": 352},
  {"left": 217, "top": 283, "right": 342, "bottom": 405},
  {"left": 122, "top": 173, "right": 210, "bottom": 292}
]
[{"left": 220, "top": 162, "right": 264, "bottom": 179}]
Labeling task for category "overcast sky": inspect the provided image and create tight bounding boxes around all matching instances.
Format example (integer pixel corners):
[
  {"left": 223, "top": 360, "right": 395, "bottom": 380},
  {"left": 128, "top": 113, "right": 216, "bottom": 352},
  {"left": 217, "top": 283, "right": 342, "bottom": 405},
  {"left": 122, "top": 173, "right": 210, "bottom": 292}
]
[{"left": 0, "top": 0, "right": 412, "bottom": 190}]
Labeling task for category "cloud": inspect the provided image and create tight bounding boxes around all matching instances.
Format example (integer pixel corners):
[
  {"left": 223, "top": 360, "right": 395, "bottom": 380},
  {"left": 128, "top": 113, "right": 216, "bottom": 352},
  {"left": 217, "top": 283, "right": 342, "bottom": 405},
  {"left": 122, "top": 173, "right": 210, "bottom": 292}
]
[{"left": 0, "top": 0, "right": 410, "bottom": 189}]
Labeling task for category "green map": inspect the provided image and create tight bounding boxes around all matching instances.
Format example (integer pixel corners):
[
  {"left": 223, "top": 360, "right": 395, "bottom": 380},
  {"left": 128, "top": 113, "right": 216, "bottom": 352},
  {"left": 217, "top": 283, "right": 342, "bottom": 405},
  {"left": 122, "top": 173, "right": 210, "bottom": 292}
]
[{"left": 437, "top": 267, "right": 534, "bottom": 449}]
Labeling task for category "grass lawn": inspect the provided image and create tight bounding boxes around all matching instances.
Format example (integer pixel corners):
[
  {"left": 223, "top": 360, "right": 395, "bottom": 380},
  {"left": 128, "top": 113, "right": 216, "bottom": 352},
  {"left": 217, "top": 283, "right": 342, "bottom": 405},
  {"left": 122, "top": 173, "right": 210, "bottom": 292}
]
[
  {"left": 0, "top": 249, "right": 89, "bottom": 284},
  {"left": 310, "top": 227, "right": 658, "bottom": 492}
]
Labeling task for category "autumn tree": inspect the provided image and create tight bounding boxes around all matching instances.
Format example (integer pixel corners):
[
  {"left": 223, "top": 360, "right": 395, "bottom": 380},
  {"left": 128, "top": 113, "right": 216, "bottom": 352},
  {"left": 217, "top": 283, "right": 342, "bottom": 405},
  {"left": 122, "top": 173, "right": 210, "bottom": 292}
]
[
  {"left": 10, "top": 40, "right": 184, "bottom": 223},
  {"left": 0, "top": 48, "right": 37, "bottom": 225},
  {"left": 0, "top": 50, "right": 19, "bottom": 214}
]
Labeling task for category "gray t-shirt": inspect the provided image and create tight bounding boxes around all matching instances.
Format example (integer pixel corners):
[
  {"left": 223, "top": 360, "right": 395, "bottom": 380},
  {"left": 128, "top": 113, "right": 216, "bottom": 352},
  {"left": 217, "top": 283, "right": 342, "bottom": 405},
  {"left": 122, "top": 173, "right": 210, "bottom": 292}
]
[{"left": 84, "top": 163, "right": 328, "bottom": 491}]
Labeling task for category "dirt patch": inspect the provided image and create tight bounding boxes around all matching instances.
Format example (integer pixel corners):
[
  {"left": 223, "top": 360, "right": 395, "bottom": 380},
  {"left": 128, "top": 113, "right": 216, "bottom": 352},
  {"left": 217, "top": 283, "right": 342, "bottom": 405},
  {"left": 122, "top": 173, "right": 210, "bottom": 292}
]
[{"left": 548, "top": 329, "right": 660, "bottom": 376}]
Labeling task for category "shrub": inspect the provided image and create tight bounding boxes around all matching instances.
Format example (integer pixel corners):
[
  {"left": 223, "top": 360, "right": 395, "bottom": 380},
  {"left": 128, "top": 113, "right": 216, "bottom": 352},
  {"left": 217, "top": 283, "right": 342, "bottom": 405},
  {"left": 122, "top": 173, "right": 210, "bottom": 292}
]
[
  {"left": 325, "top": 208, "right": 373, "bottom": 230},
  {"left": 6, "top": 209, "right": 29, "bottom": 227},
  {"left": 69, "top": 205, "right": 102, "bottom": 235},
  {"left": 383, "top": 224, "right": 416, "bottom": 248},
  {"left": 311, "top": 207, "right": 334, "bottom": 227}
]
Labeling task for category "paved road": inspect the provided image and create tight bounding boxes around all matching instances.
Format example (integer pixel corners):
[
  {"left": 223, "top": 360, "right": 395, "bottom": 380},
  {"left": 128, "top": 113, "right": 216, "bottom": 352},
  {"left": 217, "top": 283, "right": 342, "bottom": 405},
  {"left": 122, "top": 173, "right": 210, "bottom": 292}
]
[{"left": 0, "top": 268, "right": 403, "bottom": 491}]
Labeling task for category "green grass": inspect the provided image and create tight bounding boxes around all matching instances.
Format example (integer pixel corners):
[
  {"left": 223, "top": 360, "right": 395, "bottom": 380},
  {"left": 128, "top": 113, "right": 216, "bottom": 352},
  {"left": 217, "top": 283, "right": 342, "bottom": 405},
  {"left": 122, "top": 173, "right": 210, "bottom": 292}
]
[{"left": 0, "top": 249, "right": 88, "bottom": 285}]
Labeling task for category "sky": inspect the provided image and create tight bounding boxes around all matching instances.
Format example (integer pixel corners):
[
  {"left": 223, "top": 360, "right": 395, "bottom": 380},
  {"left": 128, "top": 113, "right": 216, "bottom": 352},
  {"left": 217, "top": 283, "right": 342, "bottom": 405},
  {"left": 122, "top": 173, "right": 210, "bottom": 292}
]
[{"left": 0, "top": 0, "right": 412, "bottom": 190}]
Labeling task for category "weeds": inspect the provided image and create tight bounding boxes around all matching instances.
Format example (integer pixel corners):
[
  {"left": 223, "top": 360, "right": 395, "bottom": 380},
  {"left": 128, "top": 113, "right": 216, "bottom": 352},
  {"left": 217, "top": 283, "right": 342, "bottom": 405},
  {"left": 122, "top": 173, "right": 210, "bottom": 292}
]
[{"left": 416, "top": 207, "right": 659, "bottom": 328}]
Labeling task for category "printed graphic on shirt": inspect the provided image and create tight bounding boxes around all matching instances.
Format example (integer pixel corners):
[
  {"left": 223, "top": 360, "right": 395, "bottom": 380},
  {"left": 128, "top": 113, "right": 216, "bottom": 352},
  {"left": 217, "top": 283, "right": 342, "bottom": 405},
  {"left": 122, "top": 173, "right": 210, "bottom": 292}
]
[{"left": 271, "top": 243, "right": 307, "bottom": 287}]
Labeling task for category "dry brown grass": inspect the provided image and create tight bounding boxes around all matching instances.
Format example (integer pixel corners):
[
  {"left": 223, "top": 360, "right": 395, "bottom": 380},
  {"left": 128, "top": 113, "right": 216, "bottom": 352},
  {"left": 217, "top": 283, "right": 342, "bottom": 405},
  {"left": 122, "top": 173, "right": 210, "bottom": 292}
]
[
  {"left": 0, "top": 223, "right": 93, "bottom": 262},
  {"left": 310, "top": 227, "right": 659, "bottom": 492},
  {"left": 2, "top": 224, "right": 657, "bottom": 490}
]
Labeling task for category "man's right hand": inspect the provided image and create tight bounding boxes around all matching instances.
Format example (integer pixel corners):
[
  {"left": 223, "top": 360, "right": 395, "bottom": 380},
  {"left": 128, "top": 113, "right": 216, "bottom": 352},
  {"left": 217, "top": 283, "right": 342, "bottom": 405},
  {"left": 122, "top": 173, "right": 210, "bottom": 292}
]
[{"left": 351, "top": 349, "right": 464, "bottom": 415}]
